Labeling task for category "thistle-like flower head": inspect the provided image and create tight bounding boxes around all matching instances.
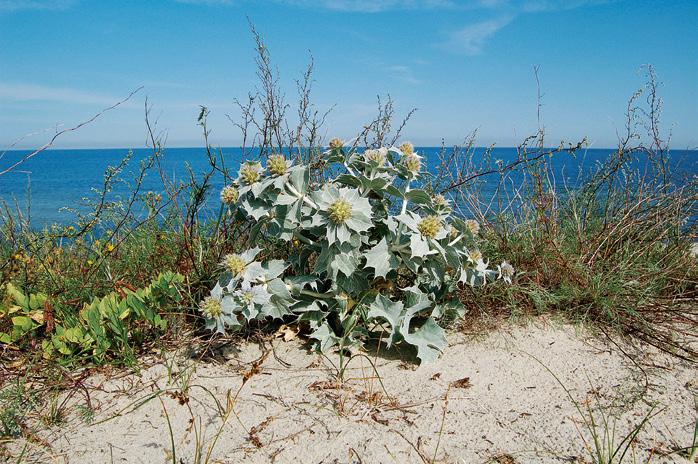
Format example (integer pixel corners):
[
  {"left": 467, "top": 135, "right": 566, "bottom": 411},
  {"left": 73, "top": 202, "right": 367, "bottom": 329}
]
[
  {"left": 417, "top": 215, "right": 442, "bottom": 239},
  {"left": 239, "top": 162, "right": 261, "bottom": 185},
  {"left": 403, "top": 153, "right": 421, "bottom": 174},
  {"left": 267, "top": 154, "right": 288, "bottom": 176},
  {"left": 220, "top": 185, "right": 239, "bottom": 204},
  {"left": 465, "top": 219, "right": 480, "bottom": 235},
  {"left": 467, "top": 249, "right": 483, "bottom": 263},
  {"left": 222, "top": 254, "right": 246, "bottom": 276},
  {"left": 364, "top": 147, "right": 387, "bottom": 166},
  {"left": 329, "top": 137, "right": 343, "bottom": 150},
  {"left": 399, "top": 141, "right": 414, "bottom": 156},
  {"left": 200, "top": 296, "right": 222, "bottom": 319},
  {"left": 328, "top": 199, "right": 353, "bottom": 224},
  {"left": 433, "top": 194, "right": 449, "bottom": 208}
]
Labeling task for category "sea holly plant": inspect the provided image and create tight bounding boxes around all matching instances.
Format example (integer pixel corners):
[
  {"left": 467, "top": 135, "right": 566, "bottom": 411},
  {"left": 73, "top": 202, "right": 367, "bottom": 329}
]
[{"left": 203, "top": 142, "right": 513, "bottom": 364}]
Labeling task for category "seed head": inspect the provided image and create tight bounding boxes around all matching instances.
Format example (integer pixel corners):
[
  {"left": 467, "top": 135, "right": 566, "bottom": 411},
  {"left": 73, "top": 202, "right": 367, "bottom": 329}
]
[
  {"left": 399, "top": 141, "right": 414, "bottom": 155},
  {"left": 222, "top": 254, "right": 246, "bottom": 276},
  {"left": 240, "top": 163, "right": 261, "bottom": 185},
  {"left": 418, "top": 215, "right": 442, "bottom": 239},
  {"left": 267, "top": 154, "right": 288, "bottom": 176},
  {"left": 220, "top": 186, "right": 239, "bottom": 204},
  {"left": 327, "top": 199, "right": 353, "bottom": 224},
  {"left": 200, "top": 296, "right": 222, "bottom": 319}
]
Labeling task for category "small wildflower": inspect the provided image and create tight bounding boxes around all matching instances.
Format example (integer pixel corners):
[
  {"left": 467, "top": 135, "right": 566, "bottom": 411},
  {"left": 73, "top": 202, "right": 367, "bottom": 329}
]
[
  {"left": 267, "top": 154, "right": 288, "bottom": 176},
  {"left": 417, "top": 215, "right": 442, "bottom": 239},
  {"left": 239, "top": 162, "right": 261, "bottom": 185},
  {"left": 399, "top": 141, "right": 414, "bottom": 155},
  {"left": 222, "top": 254, "right": 247, "bottom": 276},
  {"left": 403, "top": 154, "right": 421, "bottom": 174},
  {"left": 105, "top": 243, "right": 115, "bottom": 253},
  {"left": 498, "top": 261, "right": 515, "bottom": 284},
  {"left": 329, "top": 137, "right": 343, "bottom": 150},
  {"left": 200, "top": 296, "right": 222, "bottom": 319},
  {"left": 220, "top": 185, "right": 239, "bottom": 204},
  {"left": 328, "top": 199, "right": 353, "bottom": 224},
  {"left": 364, "top": 147, "right": 387, "bottom": 166},
  {"left": 86, "top": 259, "right": 94, "bottom": 266},
  {"left": 93, "top": 240, "right": 100, "bottom": 249},
  {"left": 464, "top": 219, "right": 480, "bottom": 235}
]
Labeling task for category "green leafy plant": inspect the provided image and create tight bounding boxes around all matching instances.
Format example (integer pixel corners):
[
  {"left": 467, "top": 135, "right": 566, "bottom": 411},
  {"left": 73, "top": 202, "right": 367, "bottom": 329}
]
[
  {"left": 0, "top": 272, "right": 184, "bottom": 363},
  {"left": 199, "top": 142, "right": 512, "bottom": 363}
]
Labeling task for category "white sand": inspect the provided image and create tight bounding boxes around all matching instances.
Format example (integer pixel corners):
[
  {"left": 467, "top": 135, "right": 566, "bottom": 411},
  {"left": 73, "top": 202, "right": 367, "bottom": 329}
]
[{"left": 9, "top": 319, "right": 697, "bottom": 463}]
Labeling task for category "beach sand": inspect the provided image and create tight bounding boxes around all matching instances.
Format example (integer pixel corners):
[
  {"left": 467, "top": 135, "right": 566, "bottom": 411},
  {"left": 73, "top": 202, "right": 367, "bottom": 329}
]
[{"left": 9, "top": 317, "right": 696, "bottom": 464}]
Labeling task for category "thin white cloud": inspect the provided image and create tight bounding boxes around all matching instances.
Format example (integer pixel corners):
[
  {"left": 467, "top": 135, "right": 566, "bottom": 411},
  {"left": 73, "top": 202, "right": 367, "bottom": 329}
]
[
  {"left": 445, "top": 15, "right": 513, "bottom": 55},
  {"left": 0, "top": 82, "right": 126, "bottom": 106},
  {"left": 0, "top": 0, "right": 76, "bottom": 12},
  {"left": 386, "top": 65, "right": 421, "bottom": 85}
]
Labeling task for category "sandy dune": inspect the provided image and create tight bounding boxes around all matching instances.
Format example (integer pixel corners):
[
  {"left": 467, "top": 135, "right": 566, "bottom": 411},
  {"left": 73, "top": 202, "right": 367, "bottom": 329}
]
[{"left": 10, "top": 319, "right": 697, "bottom": 463}]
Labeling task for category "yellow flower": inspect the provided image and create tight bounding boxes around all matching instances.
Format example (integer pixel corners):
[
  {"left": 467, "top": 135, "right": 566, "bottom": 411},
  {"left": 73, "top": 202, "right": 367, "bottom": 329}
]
[
  {"left": 418, "top": 215, "right": 442, "bottom": 239},
  {"left": 327, "top": 199, "right": 353, "bottom": 224},
  {"left": 87, "top": 259, "right": 94, "bottom": 266},
  {"left": 105, "top": 243, "right": 115, "bottom": 253}
]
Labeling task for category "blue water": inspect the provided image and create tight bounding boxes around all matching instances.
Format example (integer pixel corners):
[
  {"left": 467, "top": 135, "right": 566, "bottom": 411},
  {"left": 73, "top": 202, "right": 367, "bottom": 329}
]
[{"left": 1, "top": 147, "right": 696, "bottom": 228}]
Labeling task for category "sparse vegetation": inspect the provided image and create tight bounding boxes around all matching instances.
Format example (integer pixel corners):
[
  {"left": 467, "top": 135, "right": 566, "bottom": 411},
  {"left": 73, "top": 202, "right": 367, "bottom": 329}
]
[{"left": 0, "top": 26, "right": 695, "bottom": 464}]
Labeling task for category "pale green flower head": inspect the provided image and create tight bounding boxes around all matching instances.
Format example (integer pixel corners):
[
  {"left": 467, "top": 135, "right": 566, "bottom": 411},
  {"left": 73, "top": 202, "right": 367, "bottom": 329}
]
[
  {"left": 239, "top": 161, "right": 262, "bottom": 185},
  {"left": 267, "top": 154, "right": 289, "bottom": 176},
  {"left": 221, "top": 247, "right": 265, "bottom": 283},
  {"left": 200, "top": 283, "right": 239, "bottom": 334},
  {"left": 402, "top": 153, "right": 422, "bottom": 174},
  {"left": 417, "top": 215, "right": 443, "bottom": 240},
  {"left": 329, "top": 137, "right": 343, "bottom": 150},
  {"left": 399, "top": 141, "right": 414, "bottom": 156},
  {"left": 313, "top": 186, "right": 373, "bottom": 244},
  {"left": 464, "top": 219, "right": 480, "bottom": 235},
  {"left": 399, "top": 211, "right": 449, "bottom": 241},
  {"left": 363, "top": 147, "right": 388, "bottom": 166},
  {"left": 220, "top": 185, "right": 239, "bottom": 205}
]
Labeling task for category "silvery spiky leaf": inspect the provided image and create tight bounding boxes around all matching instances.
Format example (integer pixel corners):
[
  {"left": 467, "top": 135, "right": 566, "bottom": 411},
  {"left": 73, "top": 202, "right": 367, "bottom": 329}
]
[{"left": 234, "top": 280, "right": 271, "bottom": 320}]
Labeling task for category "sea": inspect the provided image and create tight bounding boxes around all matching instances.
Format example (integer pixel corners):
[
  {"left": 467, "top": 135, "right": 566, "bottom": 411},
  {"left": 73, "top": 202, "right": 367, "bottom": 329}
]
[{"left": 0, "top": 147, "right": 696, "bottom": 228}]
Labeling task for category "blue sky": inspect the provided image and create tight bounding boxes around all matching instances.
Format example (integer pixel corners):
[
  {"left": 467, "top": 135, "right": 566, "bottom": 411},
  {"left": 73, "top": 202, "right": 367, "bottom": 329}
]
[{"left": 0, "top": 0, "right": 696, "bottom": 149}]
